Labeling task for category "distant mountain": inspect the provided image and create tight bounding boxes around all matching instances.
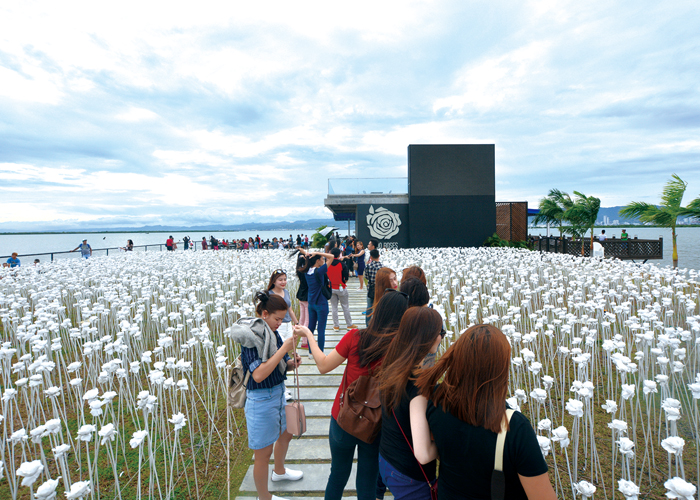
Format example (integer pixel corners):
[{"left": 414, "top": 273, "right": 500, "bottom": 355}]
[
  {"left": 0, "top": 219, "right": 355, "bottom": 234},
  {"left": 530, "top": 206, "right": 641, "bottom": 225},
  {"left": 595, "top": 206, "right": 640, "bottom": 225}
]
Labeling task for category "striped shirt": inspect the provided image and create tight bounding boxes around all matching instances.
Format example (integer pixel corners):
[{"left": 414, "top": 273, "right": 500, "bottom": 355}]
[
  {"left": 365, "top": 260, "right": 383, "bottom": 300},
  {"left": 241, "top": 330, "right": 290, "bottom": 390}
]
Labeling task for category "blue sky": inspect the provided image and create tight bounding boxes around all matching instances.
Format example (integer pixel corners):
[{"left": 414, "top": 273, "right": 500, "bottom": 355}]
[{"left": 1, "top": 0, "right": 699, "bottom": 229}]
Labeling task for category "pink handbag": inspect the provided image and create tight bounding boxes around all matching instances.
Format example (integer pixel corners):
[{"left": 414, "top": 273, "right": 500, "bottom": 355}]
[{"left": 285, "top": 340, "right": 306, "bottom": 437}]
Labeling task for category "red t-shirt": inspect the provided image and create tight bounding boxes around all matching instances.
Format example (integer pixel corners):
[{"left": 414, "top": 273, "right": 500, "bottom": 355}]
[
  {"left": 166, "top": 238, "right": 174, "bottom": 246},
  {"left": 331, "top": 329, "right": 381, "bottom": 419},
  {"left": 327, "top": 261, "right": 346, "bottom": 290}
]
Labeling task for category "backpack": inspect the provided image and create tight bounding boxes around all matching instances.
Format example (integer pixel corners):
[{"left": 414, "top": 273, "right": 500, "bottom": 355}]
[
  {"left": 228, "top": 355, "right": 251, "bottom": 408},
  {"left": 336, "top": 371, "right": 382, "bottom": 444}
]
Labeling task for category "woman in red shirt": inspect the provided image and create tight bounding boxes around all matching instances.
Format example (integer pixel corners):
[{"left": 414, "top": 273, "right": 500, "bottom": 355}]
[{"left": 294, "top": 291, "right": 409, "bottom": 500}]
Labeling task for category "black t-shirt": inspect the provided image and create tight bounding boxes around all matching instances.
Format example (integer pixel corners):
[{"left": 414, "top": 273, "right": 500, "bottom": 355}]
[
  {"left": 379, "top": 381, "right": 437, "bottom": 482},
  {"left": 427, "top": 401, "right": 548, "bottom": 500}
]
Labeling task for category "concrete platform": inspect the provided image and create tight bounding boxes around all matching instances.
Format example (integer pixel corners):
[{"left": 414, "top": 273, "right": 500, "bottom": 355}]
[
  {"left": 250, "top": 438, "right": 347, "bottom": 461},
  {"left": 297, "top": 387, "right": 337, "bottom": 400},
  {"left": 239, "top": 463, "right": 355, "bottom": 494},
  {"left": 292, "top": 375, "right": 343, "bottom": 387},
  {"left": 297, "top": 364, "right": 345, "bottom": 375},
  {"left": 296, "top": 401, "right": 332, "bottom": 416},
  {"left": 298, "top": 417, "right": 330, "bottom": 437}
]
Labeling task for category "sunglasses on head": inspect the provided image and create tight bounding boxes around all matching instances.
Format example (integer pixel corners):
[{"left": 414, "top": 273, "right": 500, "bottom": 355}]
[
  {"left": 385, "top": 288, "right": 409, "bottom": 299},
  {"left": 439, "top": 327, "right": 446, "bottom": 339},
  {"left": 273, "top": 269, "right": 286, "bottom": 275}
]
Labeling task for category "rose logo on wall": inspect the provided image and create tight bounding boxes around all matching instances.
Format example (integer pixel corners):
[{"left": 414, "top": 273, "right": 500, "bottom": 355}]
[{"left": 367, "top": 205, "right": 401, "bottom": 239}]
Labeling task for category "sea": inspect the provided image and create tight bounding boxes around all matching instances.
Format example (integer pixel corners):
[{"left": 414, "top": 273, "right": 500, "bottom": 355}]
[
  {"left": 1, "top": 226, "right": 699, "bottom": 271},
  {"left": 0, "top": 230, "right": 317, "bottom": 262}
]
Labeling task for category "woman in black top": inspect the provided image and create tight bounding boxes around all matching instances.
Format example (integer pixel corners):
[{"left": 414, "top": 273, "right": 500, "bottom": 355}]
[
  {"left": 412, "top": 325, "right": 556, "bottom": 500},
  {"left": 378, "top": 306, "right": 443, "bottom": 500}
]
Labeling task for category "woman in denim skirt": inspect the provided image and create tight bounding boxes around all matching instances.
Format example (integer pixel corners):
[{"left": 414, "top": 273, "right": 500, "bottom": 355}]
[{"left": 231, "top": 292, "right": 303, "bottom": 500}]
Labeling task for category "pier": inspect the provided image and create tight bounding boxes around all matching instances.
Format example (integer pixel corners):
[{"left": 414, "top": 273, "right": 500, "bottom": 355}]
[{"left": 530, "top": 235, "right": 663, "bottom": 262}]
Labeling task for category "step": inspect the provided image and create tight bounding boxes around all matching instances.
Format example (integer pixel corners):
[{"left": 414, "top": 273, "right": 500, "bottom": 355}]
[
  {"left": 296, "top": 417, "right": 330, "bottom": 437},
  {"left": 295, "top": 401, "right": 332, "bottom": 416},
  {"left": 239, "top": 463, "right": 356, "bottom": 494},
  {"left": 250, "top": 437, "right": 347, "bottom": 461},
  {"left": 297, "top": 387, "right": 337, "bottom": 400},
  {"left": 297, "top": 365, "right": 345, "bottom": 375},
  {"left": 291, "top": 375, "right": 342, "bottom": 387}
]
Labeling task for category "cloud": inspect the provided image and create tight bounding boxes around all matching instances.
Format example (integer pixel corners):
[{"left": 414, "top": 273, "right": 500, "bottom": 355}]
[{"left": 0, "top": 0, "right": 699, "bottom": 227}]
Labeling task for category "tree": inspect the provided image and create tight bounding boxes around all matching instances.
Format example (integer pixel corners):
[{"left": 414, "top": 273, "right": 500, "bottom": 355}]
[
  {"left": 311, "top": 226, "right": 329, "bottom": 249},
  {"left": 566, "top": 191, "right": 601, "bottom": 255},
  {"left": 619, "top": 174, "right": 688, "bottom": 268},
  {"left": 532, "top": 189, "right": 573, "bottom": 237}
]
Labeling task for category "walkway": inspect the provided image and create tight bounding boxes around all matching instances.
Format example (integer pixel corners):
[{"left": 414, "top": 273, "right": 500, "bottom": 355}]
[{"left": 237, "top": 276, "right": 374, "bottom": 500}]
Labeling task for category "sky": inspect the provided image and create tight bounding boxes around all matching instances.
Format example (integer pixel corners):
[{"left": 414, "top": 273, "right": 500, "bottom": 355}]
[{"left": 1, "top": 0, "right": 699, "bottom": 230}]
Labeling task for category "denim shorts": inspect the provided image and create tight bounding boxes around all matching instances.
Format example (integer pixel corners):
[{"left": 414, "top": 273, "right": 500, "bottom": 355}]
[{"left": 245, "top": 383, "right": 286, "bottom": 450}]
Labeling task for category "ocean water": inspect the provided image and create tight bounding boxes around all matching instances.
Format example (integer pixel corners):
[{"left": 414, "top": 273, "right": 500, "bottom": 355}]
[
  {"left": 0, "top": 230, "right": 319, "bottom": 262},
  {"left": 527, "top": 226, "right": 700, "bottom": 271}
]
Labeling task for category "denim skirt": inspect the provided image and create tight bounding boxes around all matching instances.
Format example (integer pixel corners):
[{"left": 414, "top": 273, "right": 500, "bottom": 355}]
[{"left": 245, "top": 383, "right": 286, "bottom": 450}]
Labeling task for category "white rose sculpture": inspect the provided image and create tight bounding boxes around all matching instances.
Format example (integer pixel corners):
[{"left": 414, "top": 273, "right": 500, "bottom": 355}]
[{"left": 366, "top": 205, "right": 401, "bottom": 240}]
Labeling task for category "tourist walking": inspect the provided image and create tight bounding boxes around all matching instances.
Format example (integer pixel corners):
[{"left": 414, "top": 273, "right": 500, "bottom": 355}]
[
  {"left": 298, "top": 248, "right": 335, "bottom": 355},
  {"left": 293, "top": 291, "right": 409, "bottom": 500},
  {"left": 228, "top": 292, "right": 303, "bottom": 500},
  {"left": 377, "top": 306, "right": 443, "bottom": 500},
  {"left": 412, "top": 324, "right": 556, "bottom": 500},
  {"left": 327, "top": 248, "right": 356, "bottom": 331},
  {"left": 364, "top": 249, "right": 382, "bottom": 325},
  {"left": 352, "top": 241, "right": 366, "bottom": 288}
]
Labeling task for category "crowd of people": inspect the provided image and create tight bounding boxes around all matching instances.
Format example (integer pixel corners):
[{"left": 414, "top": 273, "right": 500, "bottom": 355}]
[{"left": 231, "top": 238, "right": 557, "bottom": 500}]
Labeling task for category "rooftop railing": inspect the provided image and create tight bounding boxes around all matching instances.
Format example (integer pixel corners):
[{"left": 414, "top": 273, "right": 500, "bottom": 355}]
[{"left": 328, "top": 178, "right": 407, "bottom": 195}]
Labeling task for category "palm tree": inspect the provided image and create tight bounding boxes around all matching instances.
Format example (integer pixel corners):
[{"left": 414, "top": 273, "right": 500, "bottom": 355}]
[
  {"left": 567, "top": 191, "right": 601, "bottom": 255},
  {"left": 619, "top": 174, "right": 688, "bottom": 268},
  {"left": 532, "top": 189, "right": 572, "bottom": 237}
]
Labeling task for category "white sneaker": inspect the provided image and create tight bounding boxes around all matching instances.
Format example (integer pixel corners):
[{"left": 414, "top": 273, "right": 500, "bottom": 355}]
[
  {"left": 284, "top": 390, "right": 292, "bottom": 401},
  {"left": 271, "top": 496, "right": 290, "bottom": 500},
  {"left": 307, "top": 351, "right": 313, "bottom": 359},
  {"left": 271, "top": 468, "right": 304, "bottom": 481}
]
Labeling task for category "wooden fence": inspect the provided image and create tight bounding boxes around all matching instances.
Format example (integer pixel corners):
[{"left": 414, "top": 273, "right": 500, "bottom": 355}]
[{"left": 530, "top": 236, "right": 663, "bottom": 261}]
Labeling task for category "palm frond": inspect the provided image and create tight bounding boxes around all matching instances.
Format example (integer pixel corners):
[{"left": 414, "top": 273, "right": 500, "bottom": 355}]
[
  {"left": 660, "top": 173, "right": 687, "bottom": 209},
  {"left": 619, "top": 202, "right": 659, "bottom": 220}
]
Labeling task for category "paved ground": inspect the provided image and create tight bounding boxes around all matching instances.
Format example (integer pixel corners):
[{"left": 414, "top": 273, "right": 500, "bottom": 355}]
[{"left": 237, "top": 276, "right": 376, "bottom": 500}]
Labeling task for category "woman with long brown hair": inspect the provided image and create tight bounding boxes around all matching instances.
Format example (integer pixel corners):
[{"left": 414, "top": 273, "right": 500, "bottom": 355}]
[
  {"left": 377, "top": 307, "right": 443, "bottom": 500},
  {"left": 370, "top": 267, "right": 398, "bottom": 322},
  {"left": 294, "top": 291, "right": 409, "bottom": 500},
  {"left": 412, "top": 325, "right": 556, "bottom": 500}
]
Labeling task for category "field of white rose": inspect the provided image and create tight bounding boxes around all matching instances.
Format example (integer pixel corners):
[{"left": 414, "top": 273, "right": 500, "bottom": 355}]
[{"left": 1, "top": 247, "right": 699, "bottom": 499}]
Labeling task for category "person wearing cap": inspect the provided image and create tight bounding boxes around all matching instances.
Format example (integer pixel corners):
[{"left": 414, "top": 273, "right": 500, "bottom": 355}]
[
  {"left": 72, "top": 239, "right": 92, "bottom": 258},
  {"left": 6, "top": 252, "right": 20, "bottom": 268}
]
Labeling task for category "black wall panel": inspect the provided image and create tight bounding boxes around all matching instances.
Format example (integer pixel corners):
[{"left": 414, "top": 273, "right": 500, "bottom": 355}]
[{"left": 407, "top": 145, "right": 495, "bottom": 248}]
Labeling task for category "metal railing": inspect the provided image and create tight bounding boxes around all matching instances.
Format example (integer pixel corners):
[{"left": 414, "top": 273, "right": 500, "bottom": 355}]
[
  {"left": 328, "top": 177, "right": 407, "bottom": 195},
  {"left": 0, "top": 240, "right": 202, "bottom": 263},
  {"left": 530, "top": 235, "right": 663, "bottom": 261}
]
